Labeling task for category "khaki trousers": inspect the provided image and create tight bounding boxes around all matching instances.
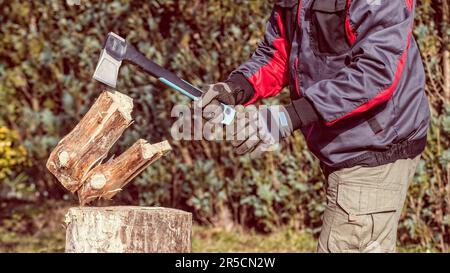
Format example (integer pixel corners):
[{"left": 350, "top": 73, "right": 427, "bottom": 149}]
[{"left": 317, "top": 156, "right": 420, "bottom": 253}]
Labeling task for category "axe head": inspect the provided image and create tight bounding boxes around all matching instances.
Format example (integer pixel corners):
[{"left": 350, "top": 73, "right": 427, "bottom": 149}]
[{"left": 93, "top": 32, "right": 128, "bottom": 88}]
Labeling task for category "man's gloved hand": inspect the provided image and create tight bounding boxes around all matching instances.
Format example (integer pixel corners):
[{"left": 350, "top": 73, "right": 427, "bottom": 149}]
[
  {"left": 193, "top": 75, "right": 318, "bottom": 157},
  {"left": 194, "top": 78, "right": 253, "bottom": 123},
  {"left": 231, "top": 104, "right": 298, "bottom": 158}
]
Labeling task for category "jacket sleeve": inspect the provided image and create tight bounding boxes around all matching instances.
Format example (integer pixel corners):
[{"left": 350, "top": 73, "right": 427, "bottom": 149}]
[
  {"left": 291, "top": 0, "right": 416, "bottom": 127},
  {"left": 227, "top": 5, "right": 290, "bottom": 105}
]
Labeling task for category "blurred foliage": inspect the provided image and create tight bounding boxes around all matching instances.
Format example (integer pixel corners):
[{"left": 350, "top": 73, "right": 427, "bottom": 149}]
[
  {"left": 0, "top": 0, "right": 448, "bottom": 252},
  {"left": 0, "top": 201, "right": 66, "bottom": 253},
  {"left": 0, "top": 126, "right": 30, "bottom": 199},
  {"left": 0, "top": 127, "right": 27, "bottom": 178}
]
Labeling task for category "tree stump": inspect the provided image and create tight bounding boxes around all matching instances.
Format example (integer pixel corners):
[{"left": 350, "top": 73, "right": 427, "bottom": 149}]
[{"left": 65, "top": 206, "right": 192, "bottom": 253}]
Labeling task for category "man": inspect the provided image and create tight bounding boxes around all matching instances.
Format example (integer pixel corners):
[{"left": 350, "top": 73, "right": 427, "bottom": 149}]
[{"left": 194, "top": 0, "right": 430, "bottom": 252}]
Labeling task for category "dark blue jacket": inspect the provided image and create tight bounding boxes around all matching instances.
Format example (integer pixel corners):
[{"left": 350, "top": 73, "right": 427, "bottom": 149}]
[{"left": 228, "top": 0, "right": 430, "bottom": 171}]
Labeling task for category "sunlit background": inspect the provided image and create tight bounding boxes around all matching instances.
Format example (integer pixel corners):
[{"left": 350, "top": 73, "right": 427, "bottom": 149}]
[{"left": 0, "top": 0, "right": 448, "bottom": 252}]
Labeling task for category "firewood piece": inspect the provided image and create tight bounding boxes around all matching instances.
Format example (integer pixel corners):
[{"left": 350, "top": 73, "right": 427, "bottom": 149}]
[
  {"left": 78, "top": 140, "right": 171, "bottom": 205},
  {"left": 64, "top": 206, "right": 192, "bottom": 253},
  {"left": 46, "top": 91, "right": 133, "bottom": 192}
]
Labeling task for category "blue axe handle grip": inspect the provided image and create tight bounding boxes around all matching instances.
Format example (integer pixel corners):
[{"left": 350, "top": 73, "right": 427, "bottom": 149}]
[{"left": 125, "top": 44, "right": 235, "bottom": 125}]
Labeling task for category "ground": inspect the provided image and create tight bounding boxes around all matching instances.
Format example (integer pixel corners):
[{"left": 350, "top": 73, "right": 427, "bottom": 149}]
[{"left": 0, "top": 202, "right": 439, "bottom": 253}]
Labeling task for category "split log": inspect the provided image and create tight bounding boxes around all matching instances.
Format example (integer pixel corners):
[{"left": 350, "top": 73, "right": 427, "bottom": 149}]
[
  {"left": 65, "top": 206, "right": 192, "bottom": 253},
  {"left": 46, "top": 90, "right": 133, "bottom": 192},
  {"left": 78, "top": 140, "right": 172, "bottom": 205}
]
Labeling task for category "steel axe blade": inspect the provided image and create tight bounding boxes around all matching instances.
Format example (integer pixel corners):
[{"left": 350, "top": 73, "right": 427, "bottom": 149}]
[{"left": 93, "top": 32, "right": 127, "bottom": 88}]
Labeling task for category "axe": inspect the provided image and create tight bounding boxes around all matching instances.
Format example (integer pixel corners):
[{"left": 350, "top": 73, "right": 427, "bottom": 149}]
[{"left": 93, "top": 32, "right": 236, "bottom": 125}]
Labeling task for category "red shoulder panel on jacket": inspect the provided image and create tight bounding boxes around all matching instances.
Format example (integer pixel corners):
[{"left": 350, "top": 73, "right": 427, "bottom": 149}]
[
  {"left": 405, "top": 0, "right": 413, "bottom": 12},
  {"left": 246, "top": 9, "right": 289, "bottom": 104},
  {"left": 345, "top": 0, "right": 357, "bottom": 45}
]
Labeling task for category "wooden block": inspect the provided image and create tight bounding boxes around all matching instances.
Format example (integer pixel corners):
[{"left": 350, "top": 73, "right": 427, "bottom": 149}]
[
  {"left": 77, "top": 140, "right": 172, "bottom": 205},
  {"left": 46, "top": 90, "right": 133, "bottom": 192},
  {"left": 65, "top": 206, "right": 192, "bottom": 253}
]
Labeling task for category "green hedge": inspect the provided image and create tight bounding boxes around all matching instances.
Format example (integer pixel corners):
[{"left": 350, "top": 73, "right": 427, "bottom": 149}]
[{"left": 0, "top": 0, "right": 448, "bottom": 251}]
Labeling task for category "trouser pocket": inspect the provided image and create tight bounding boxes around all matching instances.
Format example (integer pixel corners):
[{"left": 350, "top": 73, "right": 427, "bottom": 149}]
[{"left": 328, "top": 183, "right": 402, "bottom": 252}]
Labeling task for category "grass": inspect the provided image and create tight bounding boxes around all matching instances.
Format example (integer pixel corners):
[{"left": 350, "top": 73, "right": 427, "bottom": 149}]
[
  {"left": 0, "top": 223, "right": 316, "bottom": 253},
  {"left": 192, "top": 226, "right": 439, "bottom": 253},
  {"left": 0, "top": 227, "right": 65, "bottom": 253},
  {"left": 0, "top": 202, "right": 67, "bottom": 253},
  {"left": 192, "top": 226, "right": 316, "bottom": 252},
  {"left": 0, "top": 203, "right": 442, "bottom": 253},
  {"left": 1, "top": 223, "right": 438, "bottom": 253}
]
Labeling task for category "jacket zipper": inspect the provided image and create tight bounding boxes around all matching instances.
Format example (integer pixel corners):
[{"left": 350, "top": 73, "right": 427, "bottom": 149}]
[{"left": 297, "top": 0, "right": 314, "bottom": 142}]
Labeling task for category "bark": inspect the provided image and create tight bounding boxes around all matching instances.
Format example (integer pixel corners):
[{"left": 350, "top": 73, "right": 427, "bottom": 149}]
[
  {"left": 78, "top": 140, "right": 172, "bottom": 205},
  {"left": 46, "top": 90, "right": 133, "bottom": 192},
  {"left": 65, "top": 206, "right": 192, "bottom": 253}
]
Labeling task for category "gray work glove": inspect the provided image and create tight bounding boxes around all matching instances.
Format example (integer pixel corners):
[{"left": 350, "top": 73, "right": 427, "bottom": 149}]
[
  {"left": 194, "top": 81, "right": 249, "bottom": 123},
  {"left": 231, "top": 105, "right": 295, "bottom": 158}
]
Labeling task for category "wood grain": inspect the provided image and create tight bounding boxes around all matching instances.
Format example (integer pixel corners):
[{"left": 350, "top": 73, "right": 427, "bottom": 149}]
[
  {"left": 65, "top": 206, "right": 192, "bottom": 253},
  {"left": 78, "top": 140, "right": 172, "bottom": 205},
  {"left": 46, "top": 90, "right": 133, "bottom": 192}
]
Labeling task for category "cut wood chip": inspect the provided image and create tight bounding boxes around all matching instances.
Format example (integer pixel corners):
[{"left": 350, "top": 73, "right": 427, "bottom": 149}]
[
  {"left": 46, "top": 90, "right": 133, "bottom": 192},
  {"left": 78, "top": 140, "right": 172, "bottom": 205}
]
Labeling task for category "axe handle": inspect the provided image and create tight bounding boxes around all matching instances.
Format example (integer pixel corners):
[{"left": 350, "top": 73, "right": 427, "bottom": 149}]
[
  {"left": 126, "top": 44, "right": 203, "bottom": 100},
  {"left": 124, "top": 42, "right": 236, "bottom": 125}
]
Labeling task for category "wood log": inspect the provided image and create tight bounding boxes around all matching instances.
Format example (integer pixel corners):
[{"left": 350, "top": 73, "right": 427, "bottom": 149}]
[
  {"left": 65, "top": 206, "right": 192, "bottom": 253},
  {"left": 78, "top": 140, "right": 172, "bottom": 205},
  {"left": 46, "top": 90, "right": 133, "bottom": 192}
]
